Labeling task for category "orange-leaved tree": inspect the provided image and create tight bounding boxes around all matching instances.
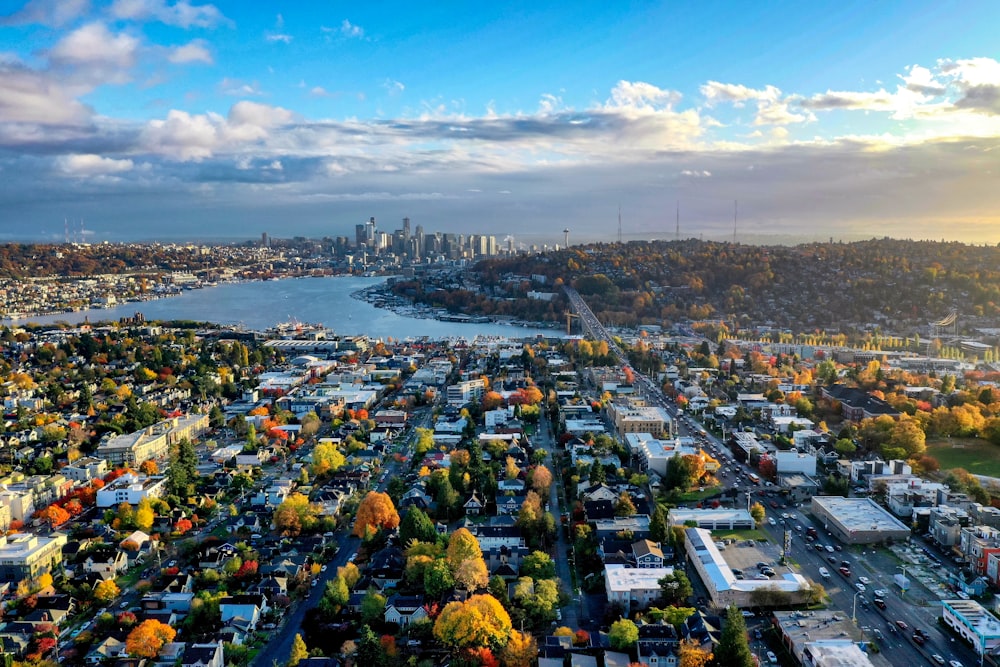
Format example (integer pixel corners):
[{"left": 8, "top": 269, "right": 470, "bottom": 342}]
[
  {"left": 352, "top": 491, "right": 400, "bottom": 537},
  {"left": 126, "top": 619, "right": 176, "bottom": 658}
]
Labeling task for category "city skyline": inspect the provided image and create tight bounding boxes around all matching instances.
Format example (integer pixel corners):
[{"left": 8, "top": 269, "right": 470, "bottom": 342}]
[{"left": 3, "top": 1, "right": 1000, "bottom": 244}]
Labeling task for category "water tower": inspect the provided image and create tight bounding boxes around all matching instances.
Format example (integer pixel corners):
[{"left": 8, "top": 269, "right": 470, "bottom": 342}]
[{"left": 563, "top": 228, "right": 570, "bottom": 248}]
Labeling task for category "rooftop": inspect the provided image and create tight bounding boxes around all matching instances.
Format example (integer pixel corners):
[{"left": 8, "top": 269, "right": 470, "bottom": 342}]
[
  {"left": 943, "top": 599, "right": 1000, "bottom": 638},
  {"left": 605, "top": 564, "right": 674, "bottom": 592},
  {"left": 811, "top": 496, "right": 909, "bottom": 532}
]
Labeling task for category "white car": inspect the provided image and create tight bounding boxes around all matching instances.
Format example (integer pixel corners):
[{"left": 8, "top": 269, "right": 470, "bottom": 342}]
[
  {"left": 825, "top": 545, "right": 836, "bottom": 553},
  {"left": 930, "top": 656, "right": 945, "bottom": 665},
  {"left": 766, "top": 651, "right": 777, "bottom": 664},
  {"left": 321, "top": 565, "right": 328, "bottom": 572},
  {"left": 768, "top": 517, "right": 776, "bottom": 526},
  {"left": 855, "top": 583, "right": 866, "bottom": 593},
  {"left": 858, "top": 576, "right": 871, "bottom": 585},
  {"left": 949, "top": 661, "right": 964, "bottom": 667},
  {"left": 873, "top": 589, "right": 887, "bottom": 598}
]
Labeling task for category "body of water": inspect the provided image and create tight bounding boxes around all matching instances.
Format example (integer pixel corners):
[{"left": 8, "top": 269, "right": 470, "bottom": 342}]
[{"left": 6, "top": 276, "right": 557, "bottom": 340}]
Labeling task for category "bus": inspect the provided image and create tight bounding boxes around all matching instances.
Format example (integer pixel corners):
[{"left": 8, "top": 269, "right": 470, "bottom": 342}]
[{"left": 748, "top": 472, "right": 761, "bottom": 485}]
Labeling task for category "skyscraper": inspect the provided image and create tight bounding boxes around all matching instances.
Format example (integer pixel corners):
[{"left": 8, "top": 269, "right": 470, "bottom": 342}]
[{"left": 402, "top": 217, "right": 411, "bottom": 241}]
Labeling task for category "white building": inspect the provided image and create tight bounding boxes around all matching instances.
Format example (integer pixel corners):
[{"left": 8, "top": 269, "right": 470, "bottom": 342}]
[
  {"left": 941, "top": 599, "right": 1000, "bottom": 658},
  {"left": 446, "top": 379, "right": 486, "bottom": 407},
  {"left": 625, "top": 433, "right": 718, "bottom": 477},
  {"left": 774, "top": 451, "right": 817, "bottom": 476},
  {"left": 604, "top": 564, "right": 674, "bottom": 609},
  {"left": 96, "top": 473, "right": 168, "bottom": 508},
  {"left": 62, "top": 457, "right": 109, "bottom": 482}
]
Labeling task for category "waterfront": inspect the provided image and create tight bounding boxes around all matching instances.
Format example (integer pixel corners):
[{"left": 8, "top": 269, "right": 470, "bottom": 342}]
[{"left": 5, "top": 276, "right": 555, "bottom": 339}]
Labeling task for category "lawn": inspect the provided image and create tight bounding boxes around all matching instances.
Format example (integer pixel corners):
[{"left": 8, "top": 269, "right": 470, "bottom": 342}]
[
  {"left": 711, "top": 528, "right": 770, "bottom": 542},
  {"left": 926, "top": 438, "right": 1000, "bottom": 477}
]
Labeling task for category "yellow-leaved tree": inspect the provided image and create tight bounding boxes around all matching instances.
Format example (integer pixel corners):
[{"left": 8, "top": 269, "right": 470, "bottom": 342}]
[
  {"left": 433, "top": 594, "right": 511, "bottom": 651},
  {"left": 352, "top": 491, "right": 399, "bottom": 537},
  {"left": 126, "top": 619, "right": 176, "bottom": 658}
]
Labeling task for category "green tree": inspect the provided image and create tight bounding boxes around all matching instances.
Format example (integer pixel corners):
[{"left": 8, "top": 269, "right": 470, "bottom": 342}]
[
  {"left": 834, "top": 438, "right": 857, "bottom": 456},
  {"left": 446, "top": 528, "right": 483, "bottom": 571},
  {"left": 649, "top": 505, "right": 669, "bottom": 545},
  {"left": 399, "top": 507, "right": 438, "bottom": 546},
  {"left": 413, "top": 427, "right": 435, "bottom": 457},
  {"left": 424, "top": 558, "right": 456, "bottom": 598},
  {"left": 614, "top": 491, "right": 637, "bottom": 517},
  {"left": 520, "top": 551, "right": 556, "bottom": 580},
  {"left": 710, "top": 605, "right": 754, "bottom": 667},
  {"left": 749, "top": 502, "right": 766, "bottom": 527},
  {"left": 361, "top": 589, "right": 387, "bottom": 626},
  {"left": 609, "top": 618, "right": 639, "bottom": 650},
  {"left": 658, "top": 570, "right": 693, "bottom": 605}
]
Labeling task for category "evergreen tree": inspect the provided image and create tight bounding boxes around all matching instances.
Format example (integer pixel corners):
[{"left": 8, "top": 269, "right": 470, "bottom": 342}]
[
  {"left": 711, "top": 605, "right": 754, "bottom": 667},
  {"left": 399, "top": 507, "right": 438, "bottom": 545},
  {"left": 649, "top": 505, "right": 669, "bottom": 545},
  {"left": 287, "top": 634, "right": 308, "bottom": 667}
]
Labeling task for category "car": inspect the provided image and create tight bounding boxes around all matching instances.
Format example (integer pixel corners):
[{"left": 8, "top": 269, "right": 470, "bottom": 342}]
[
  {"left": 826, "top": 545, "right": 836, "bottom": 553},
  {"left": 913, "top": 632, "right": 926, "bottom": 645},
  {"left": 167, "top": 560, "right": 177, "bottom": 567},
  {"left": 931, "top": 655, "right": 946, "bottom": 665},
  {"left": 753, "top": 629, "right": 763, "bottom": 640},
  {"left": 834, "top": 545, "right": 843, "bottom": 551},
  {"left": 858, "top": 576, "right": 871, "bottom": 585},
  {"left": 795, "top": 524, "right": 803, "bottom": 532},
  {"left": 950, "top": 661, "right": 964, "bottom": 667},
  {"left": 855, "top": 582, "right": 866, "bottom": 593},
  {"left": 741, "top": 610, "right": 754, "bottom": 618},
  {"left": 874, "top": 598, "right": 886, "bottom": 610},
  {"left": 766, "top": 651, "right": 777, "bottom": 664},
  {"left": 781, "top": 513, "right": 790, "bottom": 519},
  {"left": 768, "top": 517, "right": 776, "bottom": 526},
  {"left": 756, "top": 562, "right": 770, "bottom": 569},
  {"left": 839, "top": 566, "right": 852, "bottom": 577},
  {"left": 815, "top": 543, "right": 825, "bottom": 551},
  {"left": 955, "top": 590, "right": 970, "bottom": 600},
  {"left": 895, "top": 620, "right": 908, "bottom": 630},
  {"left": 119, "top": 601, "right": 129, "bottom": 609},
  {"left": 873, "top": 589, "right": 887, "bottom": 598},
  {"left": 321, "top": 565, "right": 328, "bottom": 572}
]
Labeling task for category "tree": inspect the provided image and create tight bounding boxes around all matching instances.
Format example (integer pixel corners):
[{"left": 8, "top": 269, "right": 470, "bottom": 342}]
[
  {"left": 134, "top": 498, "right": 154, "bottom": 532},
  {"left": 94, "top": 579, "right": 120, "bottom": 604},
  {"left": 414, "top": 427, "right": 435, "bottom": 457},
  {"left": 41, "top": 504, "right": 70, "bottom": 528},
  {"left": 749, "top": 502, "right": 766, "bottom": 527},
  {"left": 126, "top": 619, "right": 177, "bottom": 658},
  {"left": 433, "top": 594, "right": 512, "bottom": 651},
  {"left": 530, "top": 465, "right": 553, "bottom": 495},
  {"left": 338, "top": 562, "right": 361, "bottom": 588},
  {"left": 424, "top": 558, "right": 456, "bottom": 598},
  {"left": 834, "top": 438, "right": 857, "bottom": 456},
  {"left": 399, "top": 507, "right": 438, "bottom": 546},
  {"left": 139, "top": 460, "right": 158, "bottom": 475},
  {"left": 609, "top": 618, "right": 639, "bottom": 650},
  {"left": 710, "top": 605, "right": 754, "bottom": 667},
  {"left": 361, "top": 589, "right": 388, "bottom": 626},
  {"left": 288, "top": 633, "right": 309, "bottom": 667},
  {"left": 519, "top": 551, "right": 556, "bottom": 580},
  {"left": 500, "top": 630, "right": 537, "bottom": 667},
  {"left": 649, "top": 505, "right": 669, "bottom": 544},
  {"left": 311, "top": 442, "right": 346, "bottom": 477},
  {"left": 658, "top": 570, "right": 693, "bottom": 606},
  {"left": 678, "top": 638, "right": 713, "bottom": 667},
  {"left": 320, "top": 577, "right": 350, "bottom": 618},
  {"left": 615, "top": 492, "right": 637, "bottom": 517},
  {"left": 353, "top": 491, "right": 400, "bottom": 538},
  {"left": 454, "top": 558, "right": 489, "bottom": 591},
  {"left": 658, "top": 606, "right": 697, "bottom": 631},
  {"left": 273, "top": 493, "right": 320, "bottom": 537},
  {"left": 446, "top": 527, "right": 484, "bottom": 570}
]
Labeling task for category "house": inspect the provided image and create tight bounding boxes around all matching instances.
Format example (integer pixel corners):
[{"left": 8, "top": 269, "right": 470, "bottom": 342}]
[
  {"left": 463, "top": 492, "right": 484, "bottom": 516},
  {"left": 181, "top": 641, "right": 225, "bottom": 667},
  {"left": 638, "top": 621, "right": 680, "bottom": 667},
  {"left": 367, "top": 545, "right": 406, "bottom": 590},
  {"left": 581, "top": 483, "right": 619, "bottom": 503},
  {"left": 255, "top": 574, "right": 288, "bottom": 600},
  {"left": 473, "top": 525, "right": 525, "bottom": 550},
  {"left": 495, "top": 494, "right": 525, "bottom": 516},
  {"left": 219, "top": 594, "right": 267, "bottom": 631},
  {"left": 633, "top": 539, "right": 665, "bottom": 568},
  {"left": 85, "top": 637, "right": 127, "bottom": 665},
  {"left": 83, "top": 550, "right": 128, "bottom": 578},
  {"left": 384, "top": 594, "right": 428, "bottom": 628}
]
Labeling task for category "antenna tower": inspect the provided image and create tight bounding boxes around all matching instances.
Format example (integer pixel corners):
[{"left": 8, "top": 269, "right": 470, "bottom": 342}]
[
  {"left": 675, "top": 201, "right": 680, "bottom": 241},
  {"left": 733, "top": 200, "right": 738, "bottom": 244},
  {"left": 64, "top": 218, "right": 69, "bottom": 244},
  {"left": 617, "top": 206, "right": 622, "bottom": 244}
]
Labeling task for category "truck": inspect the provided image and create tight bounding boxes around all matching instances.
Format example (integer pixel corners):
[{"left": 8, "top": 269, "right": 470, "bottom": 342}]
[{"left": 894, "top": 573, "right": 911, "bottom": 591}]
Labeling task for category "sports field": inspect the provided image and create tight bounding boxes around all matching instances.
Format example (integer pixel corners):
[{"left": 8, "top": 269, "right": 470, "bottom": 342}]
[{"left": 926, "top": 438, "right": 1000, "bottom": 478}]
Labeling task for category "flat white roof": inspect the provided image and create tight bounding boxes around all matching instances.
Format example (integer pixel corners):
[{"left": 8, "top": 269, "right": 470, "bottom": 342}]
[
  {"left": 605, "top": 564, "right": 674, "bottom": 592},
  {"left": 812, "top": 497, "right": 909, "bottom": 532},
  {"left": 943, "top": 599, "right": 1000, "bottom": 638}
]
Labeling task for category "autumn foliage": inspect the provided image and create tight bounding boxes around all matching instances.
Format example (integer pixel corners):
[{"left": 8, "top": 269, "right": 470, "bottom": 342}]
[
  {"left": 126, "top": 619, "right": 176, "bottom": 658},
  {"left": 432, "top": 594, "right": 511, "bottom": 650},
  {"left": 352, "top": 491, "right": 400, "bottom": 537}
]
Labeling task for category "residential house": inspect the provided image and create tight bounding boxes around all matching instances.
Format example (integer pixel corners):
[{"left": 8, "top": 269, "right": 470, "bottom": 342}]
[
  {"left": 633, "top": 539, "right": 665, "bottom": 568},
  {"left": 383, "top": 595, "right": 428, "bottom": 628},
  {"left": 219, "top": 594, "right": 267, "bottom": 632},
  {"left": 181, "top": 641, "right": 225, "bottom": 667}
]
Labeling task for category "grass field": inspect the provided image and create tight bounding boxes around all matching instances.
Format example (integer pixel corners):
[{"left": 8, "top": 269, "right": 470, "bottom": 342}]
[{"left": 926, "top": 438, "right": 1000, "bottom": 477}]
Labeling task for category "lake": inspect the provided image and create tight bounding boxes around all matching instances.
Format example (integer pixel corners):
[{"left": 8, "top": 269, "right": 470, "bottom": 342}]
[{"left": 5, "top": 276, "right": 557, "bottom": 340}]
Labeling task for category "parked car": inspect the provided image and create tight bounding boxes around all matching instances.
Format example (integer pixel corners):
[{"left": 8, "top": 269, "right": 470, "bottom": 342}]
[{"left": 766, "top": 651, "right": 777, "bottom": 664}]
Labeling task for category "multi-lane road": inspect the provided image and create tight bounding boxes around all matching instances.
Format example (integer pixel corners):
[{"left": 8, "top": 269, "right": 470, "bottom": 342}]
[{"left": 565, "top": 285, "right": 981, "bottom": 667}]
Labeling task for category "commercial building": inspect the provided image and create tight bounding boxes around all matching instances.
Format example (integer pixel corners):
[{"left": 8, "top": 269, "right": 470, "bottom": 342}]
[
  {"left": 684, "top": 528, "right": 810, "bottom": 608},
  {"left": 61, "top": 456, "right": 109, "bottom": 482},
  {"left": 809, "top": 496, "right": 910, "bottom": 545},
  {"left": 772, "top": 611, "right": 871, "bottom": 667},
  {"left": 941, "top": 599, "right": 1000, "bottom": 658},
  {"left": 668, "top": 508, "right": 754, "bottom": 531},
  {"left": 604, "top": 564, "right": 674, "bottom": 609},
  {"left": 625, "top": 433, "right": 718, "bottom": 477},
  {"left": 608, "top": 404, "right": 672, "bottom": 438},
  {"left": 0, "top": 532, "right": 68, "bottom": 583},
  {"left": 446, "top": 379, "right": 486, "bottom": 407},
  {"left": 96, "top": 414, "right": 209, "bottom": 466}
]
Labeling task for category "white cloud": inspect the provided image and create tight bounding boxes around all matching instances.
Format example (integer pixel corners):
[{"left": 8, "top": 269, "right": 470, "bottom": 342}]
[
  {"left": 0, "top": 63, "right": 93, "bottom": 124},
  {"left": 58, "top": 153, "right": 134, "bottom": 175},
  {"left": 680, "top": 169, "right": 711, "bottom": 177},
  {"left": 340, "top": 19, "right": 364, "bottom": 38},
  {"left": 700, "top": 80, "right": 811, "bottom": 126},
  {"left": 49, "top": 22, "right": 139, "bottom": 74},
  {"left": 383, "top": 79, "right": 405, "bottom": 96},
  {"left": 266, "top": 33, "right": 293, "bottom": 44},
  {"left": 0, "top": 0, "right": 90, "bottom": 27},
  {"left": 538, "top": 93, "right": 562, "bottom": 114},
  {"left": 309, "top": 86, "right": 332, "bottom": 98},
  {"left": 607, "top": 80, "right": 680, "bottom": 110},
  {"left": 227, "top": 100, "right": 294, "bottom": 128},
  {"left": 799, "top": 89, "right": 897, "bottom": 111},
  {"left": 109, "top": 0, "right": 228, "bottom": 28},
  {"left": 167, "top": 39, "right": 213, "bottom": 65},
  {"left": 218, "top": 78, "right": 263, "bottom": 96}
]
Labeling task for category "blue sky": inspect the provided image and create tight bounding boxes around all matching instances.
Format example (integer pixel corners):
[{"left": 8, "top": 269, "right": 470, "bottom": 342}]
[{"left": 2, "top": 0, "right": 1000, "bottom": 244}]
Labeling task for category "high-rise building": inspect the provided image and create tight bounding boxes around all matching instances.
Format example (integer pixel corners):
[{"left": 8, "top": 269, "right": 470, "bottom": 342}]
[
  {"left": 402, "top": 217, "right": 411, "bottom": 240},
  {"left": 365, "top": 217, "right": 377, "bottom": 244},
  {"left": 355, "top": 224, "right": 367, "bottom": 247},
  {"left": 261, "top": 232, "right": 269, "bottom": 248}
]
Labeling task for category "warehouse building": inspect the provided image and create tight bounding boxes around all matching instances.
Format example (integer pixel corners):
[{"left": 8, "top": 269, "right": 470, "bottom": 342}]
[{"left": 810, "top": 496, "right": 910, "bottom": 545}]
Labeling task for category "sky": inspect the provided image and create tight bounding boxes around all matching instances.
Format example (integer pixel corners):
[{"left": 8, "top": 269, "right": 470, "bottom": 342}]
[{"left": 2, "top": 0, "right": 1000, "bottom": 245}]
